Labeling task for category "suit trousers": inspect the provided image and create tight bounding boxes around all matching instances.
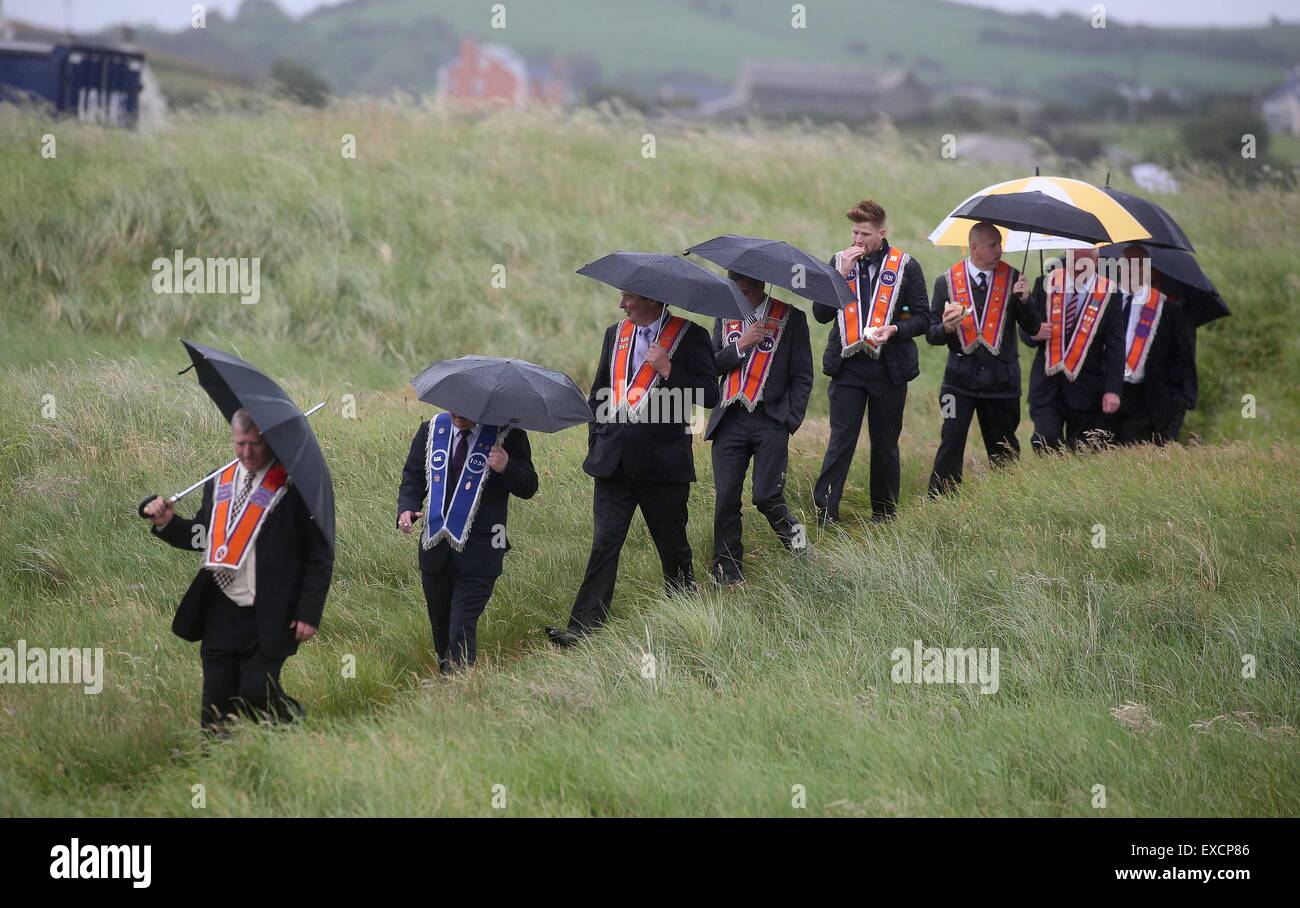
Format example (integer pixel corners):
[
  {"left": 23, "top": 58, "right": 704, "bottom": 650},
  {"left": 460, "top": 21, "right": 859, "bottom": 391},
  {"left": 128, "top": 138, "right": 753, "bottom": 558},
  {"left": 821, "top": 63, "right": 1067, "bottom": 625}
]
[
  {"left": 567, "top": 467, "right": 694, "bottom": 634},
  {"left": 814, "top": 369, "right": 908, "bottom": 520},
  {"left": 1029, "top": 395, "right": 1109, "bottom": 452},
  {"left": 711, "top": 405, "right": 797, "bottom": 580},
  {"left": 1111, "top": 384, "right": 1174, "bottom": 446},
  {"left": 928, "top": 392, "right": 1021, "bottom": 495},
  {"left": 420, "top": 568, "right": 497, "bottom": 672},
  {"left": 199, "top": 586, "right": 293, "bottom": 731}
]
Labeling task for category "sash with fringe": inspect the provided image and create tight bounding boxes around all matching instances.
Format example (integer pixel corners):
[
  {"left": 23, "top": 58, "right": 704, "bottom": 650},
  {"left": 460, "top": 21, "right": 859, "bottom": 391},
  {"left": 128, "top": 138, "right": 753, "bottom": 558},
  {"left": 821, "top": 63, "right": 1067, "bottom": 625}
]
[
  {"left": 610, "top": 310, "right": 690, "bottom": 418},
  {"left": 720, "top": 297, "right": 790, "bottom": 410},
  {"left": 948, "top": 260, "right": 1013, "bottom": 355},
  {"left": 836, "top": 247, "right": 909, "bottom": 359},
  {"left": 204, "top": 460, "right": 288, "bottom": 570},
  {"left": 423, "top": 412, "right": 504, "bottom": 553},
  {"left": 1046, "top": 270, "right": 1113, "bottom": 382},
  {"left": 1124, "top": 287, "right": 1167, "bottom": 382}
]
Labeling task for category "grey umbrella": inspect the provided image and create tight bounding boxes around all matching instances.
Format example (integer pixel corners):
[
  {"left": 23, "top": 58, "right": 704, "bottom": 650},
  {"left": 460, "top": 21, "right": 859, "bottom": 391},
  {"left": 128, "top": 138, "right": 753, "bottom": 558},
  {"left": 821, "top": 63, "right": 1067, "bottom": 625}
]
[
  {"left": 577, "top": 251, "right": 754, "bottom": 320},
  {"left": 685, "top": 234, "right": 854, "bottom": 309},
  {"left": 410, "top": 355, "right": 592, "bottom": 432}
]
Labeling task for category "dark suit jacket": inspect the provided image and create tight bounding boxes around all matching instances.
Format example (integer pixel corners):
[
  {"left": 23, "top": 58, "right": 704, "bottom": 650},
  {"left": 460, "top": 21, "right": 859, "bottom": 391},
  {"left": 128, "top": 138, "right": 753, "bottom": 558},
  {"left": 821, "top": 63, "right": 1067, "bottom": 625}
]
[
  {"left": 1022, "top": 275, "right": 1125, "bottom": 411},
  {"left": 925, "top": 263, "right": 1041, "bottom": 399},
  {"left": 812, "top": 244, "right": 930, "bottom": 386},
  {"left": 1117, "top": 292, "right": 1197, "bottom": 435},
  {"left": 397, "top": 422, "right": 537, "bottom": 578},
  {"left": 152, "top": 476, "right": 333, "bottom": 661},
  {"left": 705, "top": 302, "right": 813, "bottom": 439},
  {"left": 583, "top": 316, "right": 719, "bottom": 483}
]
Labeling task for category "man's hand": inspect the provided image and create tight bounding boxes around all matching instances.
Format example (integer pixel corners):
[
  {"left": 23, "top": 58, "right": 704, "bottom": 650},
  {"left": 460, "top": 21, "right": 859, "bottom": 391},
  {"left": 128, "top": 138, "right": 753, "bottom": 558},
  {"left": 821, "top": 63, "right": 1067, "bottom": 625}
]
[
  {"left": 398, "top": 510, "right": 422, "bottom": 534},
  {"left": 737, "top": 321, "right": 767, "bottom": 352},
  {"left": 837, "top": 246, "right": 865, "bottom": 278},
  {"left": 487, "top": 445, "right": 509, "bottom": 474},
  {"left": 941, "top": 302, "right": 966, "bottom": 334},
  {"left": 143, "top": 495, "right": 175, "bottom": 529},
  {"left": 290, "top": 620, "right": 317, "bottom": 643},
  {"left": 869, "top": 324, "right": 899, "bottom": 344},
  {"left": 1031, "top": 321, "right": 1051, "bottom": 342},
  {"left": 1013, "top": 274, "right": 1028, "bottom": 300},
  {"left": 645, "top": 342, "right": 671, "bottom": 379},
  {"left": 1102, "top": 392, "right": 1121, "bottom": 415}
]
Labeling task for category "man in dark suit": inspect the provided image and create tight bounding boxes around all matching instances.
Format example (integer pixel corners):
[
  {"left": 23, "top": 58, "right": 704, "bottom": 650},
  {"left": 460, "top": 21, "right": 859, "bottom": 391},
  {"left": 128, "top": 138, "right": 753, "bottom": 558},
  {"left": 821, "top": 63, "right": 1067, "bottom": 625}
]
[
  {"left": 926, "top": 221, "right": 1048, "bottom": 494},
  {"left": 1022, "top": 248, "right": 1125, "bottom": 451},
  {"left": 1109, "top": 245, "right": 1197, "bottom": 445},
  {"left": 812, "top": 199, "right": 930, "bottom": 523},
  {"left": 707, "top": 269, "right": 813, "bottom": 585},
  {"left": 397, "top": 411, "right": 537, "bottom": 672},
  {"left": 547, "top": 290, "right": 719, "bottom": 646},
  {"left": 143, "top": 408, "right": 333, "bottom": 733}
]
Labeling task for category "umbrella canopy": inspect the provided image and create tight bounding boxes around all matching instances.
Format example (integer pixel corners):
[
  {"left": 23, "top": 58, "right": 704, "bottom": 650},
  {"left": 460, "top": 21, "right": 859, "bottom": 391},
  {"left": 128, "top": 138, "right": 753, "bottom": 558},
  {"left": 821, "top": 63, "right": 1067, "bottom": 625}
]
[
  {"left": 685, "top": 234, "right": 854, "bottom": 310},
  {"left": 929, "top": 175, "right": 1150, "bottom": 251},
  {"left": 1101, "top": 187, "right": 1194, "bottom": 252},
  {"left": 578, "top": 252, "right": 754, "bottom": 320},
  {"left": 410, "top": 355, "right": 592, "bottom": 433},
  {"left": 951, "top": 191, "right": 1112, "bottom": 245},
  {"left": 180, "top": 339, "right": 335, "bottom": 551},
  {"left": 1098, "top": 244, "right": 1230, "bottom": 327}
]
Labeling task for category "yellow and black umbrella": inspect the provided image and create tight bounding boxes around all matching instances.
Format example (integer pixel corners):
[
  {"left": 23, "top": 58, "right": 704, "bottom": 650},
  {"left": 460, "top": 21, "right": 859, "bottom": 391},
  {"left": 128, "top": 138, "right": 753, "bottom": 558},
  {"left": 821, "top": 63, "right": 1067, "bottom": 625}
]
[{"left": 929, "top": 176, "right": 1151, "bottom": 252}]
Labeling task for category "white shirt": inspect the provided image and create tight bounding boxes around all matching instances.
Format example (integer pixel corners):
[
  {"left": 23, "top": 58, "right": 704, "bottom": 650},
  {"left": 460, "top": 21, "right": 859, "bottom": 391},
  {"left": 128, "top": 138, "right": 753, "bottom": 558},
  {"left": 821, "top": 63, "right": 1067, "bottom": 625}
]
[
  {"left": 630, "top": 322, "right": 658, "bottom": 374},
  {"left": 220, "top": 461, "right": 279, "bottom": 607},
  {"left": 1123, "top": 287, "right": 1151, "bottom": 384},
  {"left": 966, "top": 258, "right": 993, "bottom": 292}
]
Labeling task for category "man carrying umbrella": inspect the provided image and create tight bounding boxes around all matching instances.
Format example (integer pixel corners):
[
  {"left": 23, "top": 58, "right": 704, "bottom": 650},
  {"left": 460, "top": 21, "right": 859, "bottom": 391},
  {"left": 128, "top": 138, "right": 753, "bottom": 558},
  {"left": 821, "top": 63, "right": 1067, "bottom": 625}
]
[
  {"left": 547, "top": 253, "right": 725, "bottom": 647},
  {"left": 813, "top": 199, "right": 930, "bottom": 524},
  {"left": 926, "top": 221, "right": 1049, "bottom": 494},
  {"left": 1022, "top": 248, "right": 1126, "bottom": 450},
  {"left": 401, "top": 356, "right": 583, "bottom": 671},
  {"left": 141, "top": 342, "right": 334, "bottom": 733},
  {"left": 1106, "top": 244, "right": 1197, "bottom": 445}
]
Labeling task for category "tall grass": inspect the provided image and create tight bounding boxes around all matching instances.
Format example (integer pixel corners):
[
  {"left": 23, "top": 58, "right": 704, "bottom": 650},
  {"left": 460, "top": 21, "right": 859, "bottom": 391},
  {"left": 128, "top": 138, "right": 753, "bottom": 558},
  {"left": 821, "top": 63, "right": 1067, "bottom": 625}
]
[{"left": 0, "top": 104, "right": 1296, "bottom": 816}]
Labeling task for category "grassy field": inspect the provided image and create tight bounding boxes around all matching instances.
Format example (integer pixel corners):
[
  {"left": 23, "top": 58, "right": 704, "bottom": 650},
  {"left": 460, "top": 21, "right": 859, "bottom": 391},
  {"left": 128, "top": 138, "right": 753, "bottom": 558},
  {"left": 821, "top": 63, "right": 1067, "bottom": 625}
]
[{"left": 0, "top": 104, "right": 1297, "bottom": 816}]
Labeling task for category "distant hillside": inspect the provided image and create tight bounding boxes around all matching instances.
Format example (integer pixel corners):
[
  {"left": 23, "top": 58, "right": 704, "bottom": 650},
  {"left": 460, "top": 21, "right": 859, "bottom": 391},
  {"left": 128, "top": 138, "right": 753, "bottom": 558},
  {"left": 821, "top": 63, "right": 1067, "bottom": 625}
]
[{"left": 127, "top": 0, "right": 1300, "bottom": 105}]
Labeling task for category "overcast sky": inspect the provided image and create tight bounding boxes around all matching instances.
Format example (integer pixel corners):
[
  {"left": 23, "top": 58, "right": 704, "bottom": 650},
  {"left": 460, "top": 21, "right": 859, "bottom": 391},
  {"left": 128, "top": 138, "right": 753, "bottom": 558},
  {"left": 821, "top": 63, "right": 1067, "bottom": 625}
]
[{"left": 3, "top": 0, "right": 1295, "bottom": 33}]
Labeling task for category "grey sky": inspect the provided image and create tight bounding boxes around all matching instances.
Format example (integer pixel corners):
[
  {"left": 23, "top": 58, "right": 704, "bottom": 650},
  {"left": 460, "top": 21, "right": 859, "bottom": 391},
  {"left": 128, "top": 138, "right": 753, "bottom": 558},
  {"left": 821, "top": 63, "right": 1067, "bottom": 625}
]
[{"left": 2, "top": 0, "right": 1293, "bottom": 33}]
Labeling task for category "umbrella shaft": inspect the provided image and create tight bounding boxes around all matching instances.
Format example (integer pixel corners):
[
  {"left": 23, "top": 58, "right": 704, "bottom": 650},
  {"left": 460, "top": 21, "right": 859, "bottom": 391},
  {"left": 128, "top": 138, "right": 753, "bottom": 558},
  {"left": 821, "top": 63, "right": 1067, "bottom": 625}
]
[{"left": 169, "top": 401, "right": 326, "bottom": 502}]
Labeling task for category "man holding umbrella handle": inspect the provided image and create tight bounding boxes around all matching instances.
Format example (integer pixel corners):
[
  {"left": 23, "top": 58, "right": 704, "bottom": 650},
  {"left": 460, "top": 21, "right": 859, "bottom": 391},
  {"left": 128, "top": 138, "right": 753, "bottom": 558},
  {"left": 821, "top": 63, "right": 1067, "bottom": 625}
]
[{"left": 143, "top": 406, "right": 332, "bottom": 733}]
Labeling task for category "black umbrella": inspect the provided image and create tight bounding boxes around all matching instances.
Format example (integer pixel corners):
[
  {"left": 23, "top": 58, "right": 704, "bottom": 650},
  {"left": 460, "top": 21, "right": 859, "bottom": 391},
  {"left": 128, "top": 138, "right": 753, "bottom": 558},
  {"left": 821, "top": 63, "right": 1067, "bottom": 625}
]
[
  {"left": 1099, "top": 244, "right": 1230, "bottom": 327},
  {"left": 411, "top": 355, "right": 592, "bottom": 433},
  {"left": 1101, "top": 188, "right": 1195, "bottom": 252},
  {"left": 685, "top": 234, "right": 854, "bottom": 310},
  {"left": 139, "top": 340, "right": 336, "bottom": 551},
  {"left": 577, "top": 252, "right": 754, "bottom": 320},
  {"left": 953, "top": 191, "right": 1112, "bottom": 245}
]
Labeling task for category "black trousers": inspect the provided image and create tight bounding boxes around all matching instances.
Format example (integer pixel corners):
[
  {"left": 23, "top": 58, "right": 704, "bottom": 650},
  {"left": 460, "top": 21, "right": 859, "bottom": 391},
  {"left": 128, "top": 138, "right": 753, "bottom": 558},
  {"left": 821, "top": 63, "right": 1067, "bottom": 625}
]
[
  {"left": 710, "top": 405, "right": 797, "bottom": 580},
  {"left": 814, "top": 370, "right": 908, "bottom": 520},
  {"left": 567, "top": 467, "right": 694, "bottom": 635},
  {"left": 199, "top": 587, "right": 294, "bottom": 731},
  {"left": 1111, "top": 385, "right": 1176, "bottom": 446},
  {"left": 420, "top": 568, "right": 497, "bottom": 672},
  {"left": 928, "top": 391, "right": 1021, "bottom": 495},
  {"left": 1030, "top": 396, "right": 1109, "bottom": 452}
]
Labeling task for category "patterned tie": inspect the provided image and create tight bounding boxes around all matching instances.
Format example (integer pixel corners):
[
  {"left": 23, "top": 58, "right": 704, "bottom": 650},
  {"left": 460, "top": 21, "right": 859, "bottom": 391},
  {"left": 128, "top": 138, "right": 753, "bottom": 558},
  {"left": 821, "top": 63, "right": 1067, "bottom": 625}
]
[
  {"left": 210, "top": 470, "right": 257, "bottom": 592},
  {"left": 444, "top": 429, "right": 470, "bottom": 514},
  {"left": 1065, "top": 288, "right": 1083, "bottom": 339}
]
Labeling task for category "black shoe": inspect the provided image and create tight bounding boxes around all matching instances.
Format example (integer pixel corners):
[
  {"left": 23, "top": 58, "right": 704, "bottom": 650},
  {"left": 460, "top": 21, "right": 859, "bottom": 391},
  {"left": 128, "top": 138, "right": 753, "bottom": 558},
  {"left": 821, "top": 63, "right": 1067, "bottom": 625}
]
[
  {"left": 711, "top": 564, "right": 743, "bottom": 586},
  {"left": 815, "top": 508, "right": 835, "bottom": 529},
  {"left": 545, "top": 626, "right": 583, "bottom": 648}
]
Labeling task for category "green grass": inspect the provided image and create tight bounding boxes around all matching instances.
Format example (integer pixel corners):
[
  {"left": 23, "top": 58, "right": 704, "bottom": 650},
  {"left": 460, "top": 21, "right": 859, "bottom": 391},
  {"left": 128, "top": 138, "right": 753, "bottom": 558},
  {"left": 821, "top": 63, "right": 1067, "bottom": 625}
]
[{"left": 0, "top": 104, "right": 1297, "bottom": 816}]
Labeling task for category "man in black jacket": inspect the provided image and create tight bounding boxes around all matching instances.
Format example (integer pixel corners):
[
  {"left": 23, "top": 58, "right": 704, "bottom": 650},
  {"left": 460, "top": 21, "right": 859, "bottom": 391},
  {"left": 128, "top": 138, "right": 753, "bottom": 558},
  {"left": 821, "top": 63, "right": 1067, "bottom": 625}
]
[
  {"left": 1022, "top": 248, "right": 1125, "bottom": 450},
  {"left": 812, "top": 199, "right": 930, "bottom": 523},
  {"left": 547, "top": 291, "right": 719, "bottom": 646},
  {"left": 926, "top": 221, "right": 1048, "bottom": 494},
  {"left": 397, "top": 411, "right": 537, "bottom": 672},
  {"left": 142, "top": 408, "right": 333, "bottom": 732},
  {"left": 707, "top": 270, "right": 813, "bottom": 585},
  {"left": 1109, "top": 245, "right": 1197, "bottom": 445}
]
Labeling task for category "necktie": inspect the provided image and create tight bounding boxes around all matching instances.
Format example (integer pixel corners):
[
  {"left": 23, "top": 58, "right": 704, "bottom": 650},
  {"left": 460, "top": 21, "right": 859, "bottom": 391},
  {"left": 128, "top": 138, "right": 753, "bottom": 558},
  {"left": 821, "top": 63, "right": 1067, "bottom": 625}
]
[
  {"left": 1065, "top": 288, "right": 1083, "bottom": 339},
  {"left": 444, "top": 429, "right": 470, "bottom": 514},
  {"left": 972, "top": 271, "right": 988, "bottom": 317},
  {"left": 210, "top": 470, "right": 257, "bottom": 592},
  {"left": 636, "top": 326, "right": 654, "bottom": 373}
]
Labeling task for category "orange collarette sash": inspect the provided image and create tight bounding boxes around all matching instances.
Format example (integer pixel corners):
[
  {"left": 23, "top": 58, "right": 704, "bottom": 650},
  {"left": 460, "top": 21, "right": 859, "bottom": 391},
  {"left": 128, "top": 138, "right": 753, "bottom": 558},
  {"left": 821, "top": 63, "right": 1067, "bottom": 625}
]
[
  {"left": 837, "top": 247, "right": 909, "bottom": 359},
  {"left": 203, "top": 461, "right": 289, "bottom": 570},
  {"left": 610, "top": 311, "right": 690, "bottom": 417},
  {"left": 1046, "top": 270, "right": 1113, "bottom": 382},
  {"left": 1124, "top": 287, "right": 1166, "bottom": 381},
  {"left": 721, "top": 298, "right": 790, "bottom": 410},
  {"left": 949, "top": 260, "right": 1013, "bottom": 355}
]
